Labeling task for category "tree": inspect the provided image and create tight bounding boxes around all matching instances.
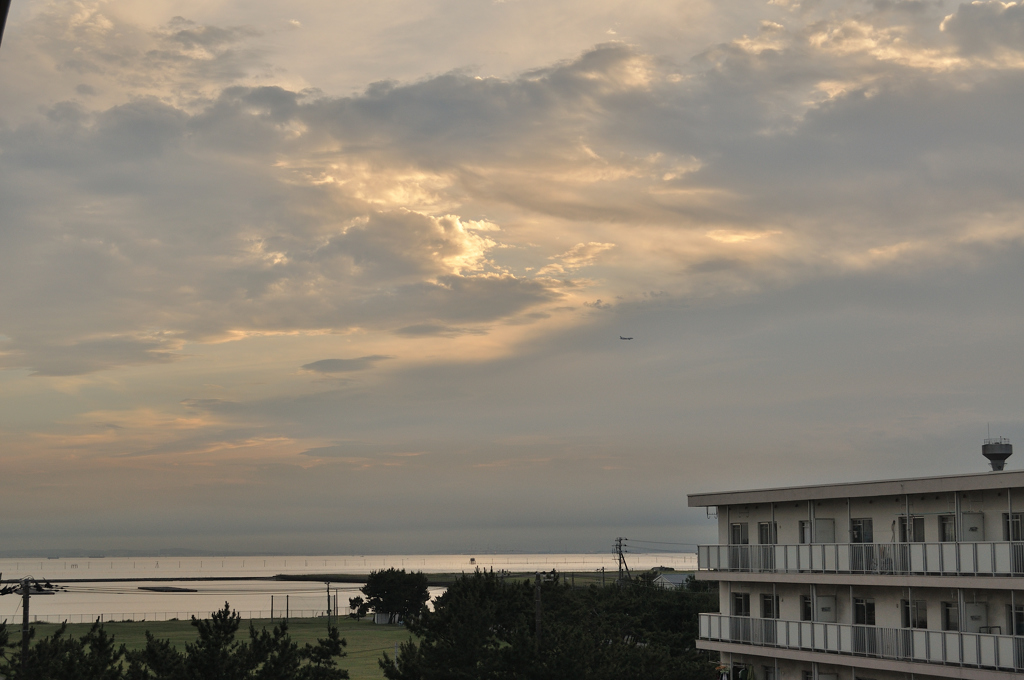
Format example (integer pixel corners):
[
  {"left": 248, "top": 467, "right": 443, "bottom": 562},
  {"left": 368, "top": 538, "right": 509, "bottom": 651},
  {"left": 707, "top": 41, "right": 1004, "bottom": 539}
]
[
  {"left": 360, "top": 569, "right": 429, "bottom": 624},
  {"left": 0, "top": 603, "right": 349, "bottom": 680},
  {"left": 3, "top": 620, "right": 126, "bottom": 680},
  {"left": 347, "top": 596, "right": 368, "bottom": 621},
  {"left": 379, "top": 570, "right": 718, "bottom": 680},
  {"left": 125, "top": 603, "right": 350, "bottom": 680}
]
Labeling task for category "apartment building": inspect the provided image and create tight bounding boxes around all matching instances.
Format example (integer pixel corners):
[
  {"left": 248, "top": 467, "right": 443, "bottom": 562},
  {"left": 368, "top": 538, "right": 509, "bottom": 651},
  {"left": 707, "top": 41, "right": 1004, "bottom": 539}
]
[{"left": 688, "top": 440, "right": 1024, "bottom": 680}]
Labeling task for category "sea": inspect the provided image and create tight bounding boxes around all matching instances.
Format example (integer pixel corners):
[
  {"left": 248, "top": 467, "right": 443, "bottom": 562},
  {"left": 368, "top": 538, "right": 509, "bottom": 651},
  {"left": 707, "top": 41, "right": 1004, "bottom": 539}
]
[{"left": 0, "top": 553, "right": 697, "bottom": 624}]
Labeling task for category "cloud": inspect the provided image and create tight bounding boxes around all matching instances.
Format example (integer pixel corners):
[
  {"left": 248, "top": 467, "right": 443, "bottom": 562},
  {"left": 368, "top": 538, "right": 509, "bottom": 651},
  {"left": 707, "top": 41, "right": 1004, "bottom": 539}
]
[
  {"left": 5, "top": 0, "right": 1024, "bottom": 554},
  {"left": 180, "top": 399, "right": 236, "bottom": 411},
  {"left": 537, "top": 242, "right": 616, "bottom": 275},
  {"left": 0, "top": 336, "right": 182, "bottom": 376},
  {"left": 301, "top": 356, "right": 394, "bottom": 373},
  {"left": 300, "top": 442, "right": 427, "bottom": 458},
  {"left": 941, "top": 1, "right": 1024, "bottom": 56},
  {"left": 4, "top": 11, "right": 1024, "bottom": 370},
  {"left": 393, "top": 323, "right": 489, "bottom": 337}
]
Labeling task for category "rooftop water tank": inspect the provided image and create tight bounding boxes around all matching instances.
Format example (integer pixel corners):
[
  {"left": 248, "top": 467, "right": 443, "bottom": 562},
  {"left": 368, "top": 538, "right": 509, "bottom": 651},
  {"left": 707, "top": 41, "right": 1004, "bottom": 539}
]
[{"left": 983, "top": 437, "right": 1012, "bottom": 471}]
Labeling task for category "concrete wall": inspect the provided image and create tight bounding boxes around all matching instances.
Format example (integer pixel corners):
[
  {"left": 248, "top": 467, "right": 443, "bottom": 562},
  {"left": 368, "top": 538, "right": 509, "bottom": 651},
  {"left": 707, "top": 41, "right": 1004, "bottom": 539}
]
[
  {"left": 723, "top": 650, "right": 949, "bottom": 680},
  {"left": 717, "top": 580, "right": 1020, "bottom": 632},
  {"left": 717, "top": 488, "right": 1022, "bottom": 545}
]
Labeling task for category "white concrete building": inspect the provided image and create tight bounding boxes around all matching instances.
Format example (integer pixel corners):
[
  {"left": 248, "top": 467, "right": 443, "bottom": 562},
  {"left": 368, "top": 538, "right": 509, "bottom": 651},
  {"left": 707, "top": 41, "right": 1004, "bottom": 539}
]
[
  {"left": 653, "top": 573, "right": 690, "bottom": 589},
  {"left": 688, "top": 447, "right": 1024, "bottom": 680}
]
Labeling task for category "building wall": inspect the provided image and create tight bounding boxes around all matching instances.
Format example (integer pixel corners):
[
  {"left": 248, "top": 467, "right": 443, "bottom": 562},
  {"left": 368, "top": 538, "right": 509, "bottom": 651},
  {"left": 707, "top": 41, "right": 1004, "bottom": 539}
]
[
  {"left": 718, "top": 488, "right": 1021, "bottom": 546},
  {"left": 701, "top": 474, "right": 1024, "bottom": 679},
  {"left": 724, "top": 651, "right": 952, "bottom": 680},
  {"left": 719, "top": 580, "right": 1020, "bottom": 632}
]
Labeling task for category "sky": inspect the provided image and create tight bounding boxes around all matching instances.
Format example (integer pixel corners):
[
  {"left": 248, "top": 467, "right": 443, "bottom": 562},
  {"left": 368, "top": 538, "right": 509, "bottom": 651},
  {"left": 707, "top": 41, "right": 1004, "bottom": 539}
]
[{"left": 2, "top": 0, "right": 1024, "bottom": 556}]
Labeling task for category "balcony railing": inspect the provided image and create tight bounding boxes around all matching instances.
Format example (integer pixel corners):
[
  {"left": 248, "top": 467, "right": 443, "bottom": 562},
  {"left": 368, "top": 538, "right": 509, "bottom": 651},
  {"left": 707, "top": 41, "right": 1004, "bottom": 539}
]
[
  {"left": 698, "top": 542, "right": 1024, "bottom": 576},
  {"left": 699, "top": 613, "right": 1024, "bottom": 672}
]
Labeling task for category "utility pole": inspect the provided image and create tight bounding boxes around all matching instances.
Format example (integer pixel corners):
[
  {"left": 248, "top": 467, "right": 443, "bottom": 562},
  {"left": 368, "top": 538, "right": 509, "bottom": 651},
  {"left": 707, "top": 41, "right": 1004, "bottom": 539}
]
[
  {"left": 614, "top": 537, "right": 632, "bottom": 582},
  {"left": 534, "top": 573, "right": 542, "bottom": 652},
  {"left": 21, "top": 577, "right": 30, "bottom": 667},
  {"left": 0, "top": 576, "right": 64, "bottom": 666},
  {"left": 326, "top": 581, "right": 331, "bottom": 627}
]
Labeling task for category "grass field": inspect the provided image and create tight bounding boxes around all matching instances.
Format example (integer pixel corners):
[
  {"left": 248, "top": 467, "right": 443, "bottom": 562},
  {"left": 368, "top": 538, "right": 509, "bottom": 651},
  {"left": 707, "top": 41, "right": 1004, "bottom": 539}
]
[
  {"left": 26, "top": 617, "right": 416, "bottom": 680},
  {"left": 18, "top": 571, "right": 647, "bottom": 678}
]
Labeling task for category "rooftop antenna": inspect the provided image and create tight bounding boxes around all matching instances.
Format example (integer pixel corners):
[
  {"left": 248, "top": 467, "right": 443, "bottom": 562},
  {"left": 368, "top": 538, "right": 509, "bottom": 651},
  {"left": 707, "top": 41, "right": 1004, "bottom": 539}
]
[{"left": 983, "top": 433, "right": 1012, "bottom": 472}]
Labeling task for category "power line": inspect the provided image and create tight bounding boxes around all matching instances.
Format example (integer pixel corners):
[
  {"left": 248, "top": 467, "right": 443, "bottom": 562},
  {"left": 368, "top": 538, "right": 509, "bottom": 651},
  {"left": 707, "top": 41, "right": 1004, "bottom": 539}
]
[{"left": 624, "top": 539, "right": 698, "bottom": 547}]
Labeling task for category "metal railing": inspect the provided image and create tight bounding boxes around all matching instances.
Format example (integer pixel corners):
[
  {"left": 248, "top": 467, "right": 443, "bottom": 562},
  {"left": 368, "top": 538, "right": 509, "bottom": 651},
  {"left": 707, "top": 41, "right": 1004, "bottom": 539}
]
[
  {"left": 698, "top": 542, "right": 1024, "bottom": 576},
  {"left": 1, "top": 609, "right": 331, "bottom": 624},
  {"left": 700, "top": 613, "right": 1024, "bottom": 672}
]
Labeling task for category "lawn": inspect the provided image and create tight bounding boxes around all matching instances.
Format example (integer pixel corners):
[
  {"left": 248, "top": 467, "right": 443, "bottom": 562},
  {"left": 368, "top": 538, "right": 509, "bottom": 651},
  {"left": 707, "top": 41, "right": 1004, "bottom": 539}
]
[{"left": 26, "top": 616, "right": 416, "bottom": 680}]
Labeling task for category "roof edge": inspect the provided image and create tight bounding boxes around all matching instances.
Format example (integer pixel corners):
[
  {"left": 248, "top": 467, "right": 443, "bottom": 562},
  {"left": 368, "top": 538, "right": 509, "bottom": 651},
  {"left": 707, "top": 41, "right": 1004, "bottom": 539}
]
[{"left": 687, "top": 469, "right": 1024, "bottom": 507}]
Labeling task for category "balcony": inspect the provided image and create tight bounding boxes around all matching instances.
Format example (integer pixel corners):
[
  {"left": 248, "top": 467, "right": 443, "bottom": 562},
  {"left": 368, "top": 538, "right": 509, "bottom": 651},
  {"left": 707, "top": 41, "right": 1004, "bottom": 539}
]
[
  {"left": 699, "top": 613, "right": 1024, "bottom": 672},
  {"left": 698, "top": 542, "right": 1024, "bottom": 576}
]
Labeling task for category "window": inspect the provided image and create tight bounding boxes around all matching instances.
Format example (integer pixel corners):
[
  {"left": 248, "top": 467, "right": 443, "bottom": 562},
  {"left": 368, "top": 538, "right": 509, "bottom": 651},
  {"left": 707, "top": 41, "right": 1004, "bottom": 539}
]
[
  {"left": 899, "top": 516, "right": 925, "bottom": 542},
  {"left": 799, "top": 520, "right": 811, "bottom": 544},
  {"left": 762, "top": 593, "right": 780, "bottom": 619},
  {"left": 732, "top": 592, "right": 750, "bottom": 617},
  {"left": 802, "top": 672, "right": 813, "bottom": 680},
  {"left": 1011, "top": 605, "right": 1024, "bottom": 635},
  {"left": 853, "top": 598, "right": 875, "bottom": 625},
  {"left": 939, "top": 515, "right": 957, "bottom": 542},
  {"left": 901, "top": 599, "right": 927, "bottom": 629},
  {"left": 942, "top": 602, "right": 959, "bottom": 631},
  {"left": 850, "top": 518, "right": 873, "bottom": 543},
  {"left": 800, "top": 595, "right": 813, "bottom": 621},
  {"left": 1003, "top": 513, "right": 1023, "bottom": 541},
  {"left": 758, "top": 521, "right": 778, "bottom": 545},
  {"left": 731, "top": 522, "right": 749, "bottom": 545},
  {"left": 814, "top": 518, "right": 836, "bottom": 543}
]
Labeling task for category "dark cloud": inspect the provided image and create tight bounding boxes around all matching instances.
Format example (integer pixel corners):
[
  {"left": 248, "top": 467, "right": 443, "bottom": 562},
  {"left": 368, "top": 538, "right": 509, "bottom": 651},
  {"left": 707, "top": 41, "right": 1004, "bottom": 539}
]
[
  {"left": 942, "top": 1, "right": 1024, "bottom": 55},
  {"left": 0, "top": 336, "right": 181, "bottom": 376},
  {"left": 164, "top": 16, "right": 262, "bottom": 51},
  {"left": 301, "top": 356, "right": 393, "bottom": 373},
  {"left": 393, "top": 323, "right": 488, "bottom": 337},
  {"left": 299, "top": 442, "right": 427, "bottom": 457},
  {"left": 180, "top": 398, "right": 237, "bottom": 410}
]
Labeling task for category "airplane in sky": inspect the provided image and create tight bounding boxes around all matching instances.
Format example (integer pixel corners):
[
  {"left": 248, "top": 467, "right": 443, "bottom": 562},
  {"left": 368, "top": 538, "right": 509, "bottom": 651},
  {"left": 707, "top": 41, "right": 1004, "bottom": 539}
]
[{"left": 619, "top": 336, "right": 633, "bottom": 340}]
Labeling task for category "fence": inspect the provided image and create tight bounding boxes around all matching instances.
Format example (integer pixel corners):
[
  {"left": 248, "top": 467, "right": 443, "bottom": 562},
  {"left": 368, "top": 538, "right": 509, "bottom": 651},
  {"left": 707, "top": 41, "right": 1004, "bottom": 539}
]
[
  {"left": 2, "top": 609, "right": 334, "bottom": 625},
  {"left": 700, "top": 613, "right": 1024, "bottom": 672},
  {"left": 699, "top": 541, "right": 1024, "bottom": 576}
]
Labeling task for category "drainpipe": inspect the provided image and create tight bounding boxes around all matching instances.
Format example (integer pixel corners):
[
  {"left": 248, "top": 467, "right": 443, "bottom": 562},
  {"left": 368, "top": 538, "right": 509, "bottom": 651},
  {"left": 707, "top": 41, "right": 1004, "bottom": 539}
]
[
  {"left": 810, "top": 501, "right": 816, "bottom": 543},
  {"left": 847, "top": 497, "right": 852, "bottom": 543},
  {"left": 955, "top": 491, "right": 962, "bottom": 572},
  {"left": 905, "top": 494, "right": 911, "bottom": 540},
  {"left": 958, "top": 587, "right": 965, "bottom": 662},
  {"left": 1012, "top": 590, "right": 1016, "bottom": 635},
  {"left": 1009, "top": 488, "right": 1014, "bottom": 540}
]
